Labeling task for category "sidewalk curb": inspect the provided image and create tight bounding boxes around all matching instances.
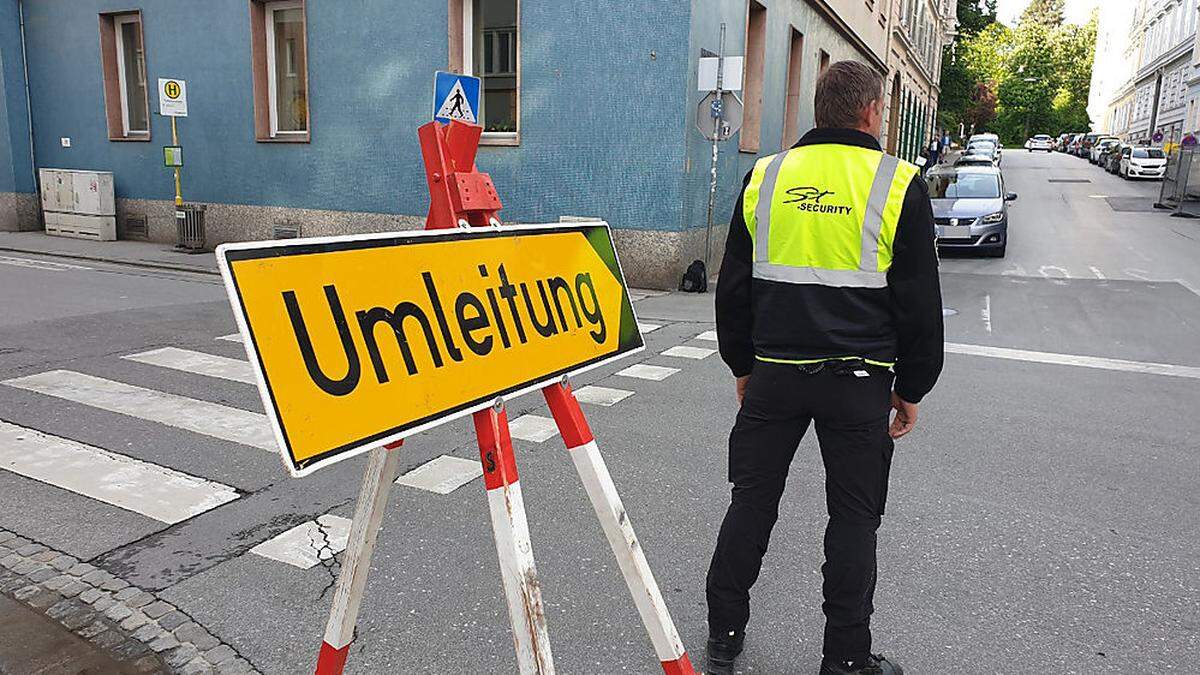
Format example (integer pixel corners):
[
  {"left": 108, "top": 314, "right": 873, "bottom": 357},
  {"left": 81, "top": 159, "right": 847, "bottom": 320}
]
[
  {"left": 0, "top": 528, "right": 259, "bottom": 675},
  {"left": 0, "top": 246, "right": 219, "bottom": 277}
]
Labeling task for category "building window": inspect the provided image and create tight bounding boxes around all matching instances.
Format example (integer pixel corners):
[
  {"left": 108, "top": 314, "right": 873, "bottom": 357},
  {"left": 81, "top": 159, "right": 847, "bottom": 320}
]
[
  {"left": 99, "top": 11, "right": 149, "bottom": 141},
  {"left": 250, "top": 0, "right": 310, "bottom": 142},
  {"left": 448, "top": 0, "right": 520, "bottom": 142},
  {"left": 783, "top": 28, "right": 805, "bottom": 149},
  {"left": 739, "top": 0, "right": 767, "bottom": 153},
  {"left": 818, "top": 49, "right": 831, "bottom": 75}
]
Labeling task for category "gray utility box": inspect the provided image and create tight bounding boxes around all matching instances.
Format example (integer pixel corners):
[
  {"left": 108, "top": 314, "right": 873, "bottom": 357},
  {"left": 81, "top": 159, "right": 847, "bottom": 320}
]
[{"left": 39, "top": 168, "right": 116, "bottom": 241}]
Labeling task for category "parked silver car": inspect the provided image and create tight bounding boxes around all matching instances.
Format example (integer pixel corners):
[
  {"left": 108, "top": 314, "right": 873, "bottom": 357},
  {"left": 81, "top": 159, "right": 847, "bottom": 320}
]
[{"left": 927, "top": 165, "right": 1017, "bottom": 257}]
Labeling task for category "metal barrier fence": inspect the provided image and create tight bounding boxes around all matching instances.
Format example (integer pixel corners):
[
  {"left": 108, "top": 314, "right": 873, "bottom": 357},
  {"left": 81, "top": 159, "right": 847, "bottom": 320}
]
[{"left": 1157, "top": 146, "right": 1200, "bottom": 217}]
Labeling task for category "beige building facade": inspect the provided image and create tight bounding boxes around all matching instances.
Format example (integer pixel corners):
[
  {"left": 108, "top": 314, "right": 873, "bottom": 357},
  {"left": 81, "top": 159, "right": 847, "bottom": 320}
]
[{"left": 882, "top": 0, "right": 958, "bottom": 161}]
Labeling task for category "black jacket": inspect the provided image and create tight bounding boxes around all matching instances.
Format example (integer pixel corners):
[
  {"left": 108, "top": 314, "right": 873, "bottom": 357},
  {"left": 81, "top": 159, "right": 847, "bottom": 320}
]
[{"left": 715, "top": 127, "right": 944, "bottom": 403}]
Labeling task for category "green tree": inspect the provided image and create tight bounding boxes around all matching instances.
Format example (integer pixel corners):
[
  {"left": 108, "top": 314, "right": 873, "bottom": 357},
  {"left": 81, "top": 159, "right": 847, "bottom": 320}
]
[{"left": 938, "top": 0, "right": 999, "bottom": 134}]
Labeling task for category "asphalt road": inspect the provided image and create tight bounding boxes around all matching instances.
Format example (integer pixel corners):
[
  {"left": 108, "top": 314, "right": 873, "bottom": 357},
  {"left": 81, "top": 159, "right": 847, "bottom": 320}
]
[{"left": 1, "top": 148, "right": 1197, "bottom": 674}]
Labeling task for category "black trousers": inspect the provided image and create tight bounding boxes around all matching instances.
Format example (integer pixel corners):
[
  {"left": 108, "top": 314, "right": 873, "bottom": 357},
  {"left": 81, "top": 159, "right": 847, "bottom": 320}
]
[{"left": 706, "top": 360, "right": 896, "bottom": 660}]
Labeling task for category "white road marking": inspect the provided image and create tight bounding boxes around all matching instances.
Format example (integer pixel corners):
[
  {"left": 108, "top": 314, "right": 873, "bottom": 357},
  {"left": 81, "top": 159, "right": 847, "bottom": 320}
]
[
  {"left": 637, "top": 322, "right": 663, "bottom": 334},
  {"left": 616, "top": 364, "right": 680, "bottom": 381},
  {"left": 1087, "top": 194, "right": 1108, "bottom": 199},
  {"left": 694, "top": 330, "right": 718, "bottom": 342},
  {"left": 0, "top": 255, "right": 91, "bottom": 272},
  {"left": 508, "top": 414, "right": 560, "bottom": 443},
  {"left": 1089, "top": 266, "right": 1106, "bottom": 280},
  {"left": 573, "top": 385, "right": 634, "bottom": 407},
  {"left": 250, "top": 514, "right": 352, "bottom": 569},
  {"left": 1125, "top": 268, "right": 1154, "bottom": 281},
  {"left": 945, "top": 343, "right": 1200, "bottom": 380},
  {"left": 661, "top": 345, "right": 716, "bottom": 360},
  {"left": 981, "top": 294, "right": 992, "bottom": 333},
  {"left": 0, "top": 421, "right": 238, "bottom": 524},
  {"left": 1039, "top": 265, "right": 1069, "bottom": 279},
  {"left": 216, "top": 333, "right": 242, "bottom": 343},
  {"left": 3, "top": 370, "right": 276, "bottom": 450},
  {"left": 1001, "top": 264, "right": 1028, "bottom": 276},
  {"left": 123, "top": 347, "right": 256, "bottom": 384},
  {"left": 1173, "top": 278, "right": 1200, "bottom": 296},
  {"left": 395, "top": 455, "right": 482, "bottom": 494}
]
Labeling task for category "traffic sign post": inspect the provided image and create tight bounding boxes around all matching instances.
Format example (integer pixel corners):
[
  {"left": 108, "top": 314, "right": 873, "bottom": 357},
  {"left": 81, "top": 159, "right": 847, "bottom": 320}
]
[
  {"left": 158, "top": 78, "right": 188, "bottom": 206},
  {"left": 217, "top": 112, "right": 695, "bottom": 674}
]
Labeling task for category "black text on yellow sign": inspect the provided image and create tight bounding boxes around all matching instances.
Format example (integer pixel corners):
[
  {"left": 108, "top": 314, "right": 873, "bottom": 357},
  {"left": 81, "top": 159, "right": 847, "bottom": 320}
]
[
  {"left": 164, "top": 81, "right": 181, "bottom": 99},
  {"left": 218, "top": 223, "right": 643, "bottom": 476}
]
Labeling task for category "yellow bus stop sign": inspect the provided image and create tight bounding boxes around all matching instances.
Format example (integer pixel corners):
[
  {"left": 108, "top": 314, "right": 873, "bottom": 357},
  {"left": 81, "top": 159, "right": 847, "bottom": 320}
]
[{"left": 218, "top": 222, "right": 644, "bottom": 476}]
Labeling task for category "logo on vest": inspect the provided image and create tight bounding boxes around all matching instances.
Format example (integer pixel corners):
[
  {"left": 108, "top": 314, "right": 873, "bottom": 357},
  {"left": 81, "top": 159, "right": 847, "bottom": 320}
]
[{"left": 782, "top": 186, "right": 853, "bottom": 216}]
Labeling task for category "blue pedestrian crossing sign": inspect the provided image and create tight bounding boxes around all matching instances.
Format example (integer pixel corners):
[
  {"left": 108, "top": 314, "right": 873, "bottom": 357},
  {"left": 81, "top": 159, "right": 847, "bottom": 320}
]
[{"left": 433, "top": 71, "right": 480, "bottom": 125}]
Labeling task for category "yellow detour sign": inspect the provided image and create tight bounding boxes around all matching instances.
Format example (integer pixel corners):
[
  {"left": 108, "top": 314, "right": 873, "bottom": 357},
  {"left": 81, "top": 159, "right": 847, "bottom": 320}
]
[{"left": 218, "top": 223, "right": 644, "bottom": 476}]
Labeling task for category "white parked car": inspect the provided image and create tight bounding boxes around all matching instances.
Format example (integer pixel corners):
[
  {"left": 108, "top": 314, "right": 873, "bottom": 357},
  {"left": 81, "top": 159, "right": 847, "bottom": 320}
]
[
  {"left": 1119, "top": 146, "right": 1167, "bottom": 179},
  {"left": 1026, "top": 134, "right": 1053, "bottom": 152}
]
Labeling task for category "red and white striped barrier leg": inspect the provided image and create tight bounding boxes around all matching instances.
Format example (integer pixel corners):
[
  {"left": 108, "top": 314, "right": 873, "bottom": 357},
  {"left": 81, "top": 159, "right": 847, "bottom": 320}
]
[
  {"left": 314, "top": 441, "right": 403, "bottom": 675},
  {"left": 542, "top": 381, "right": 696, "bottom": 675},
  {"left": 473, "top": 403, "right": 556, "bottom": 674}
]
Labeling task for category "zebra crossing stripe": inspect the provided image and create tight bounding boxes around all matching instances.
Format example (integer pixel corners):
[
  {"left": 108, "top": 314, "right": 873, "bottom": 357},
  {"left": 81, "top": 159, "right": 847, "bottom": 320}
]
[
  {"left": 3, "top": 370, "right": 277, "bottom": 451},
  {"left": 694, "top": 330, "right": 717, "bottom": 342},
  {"left": 661, "top": 345, "right": 716, "bottom": 360},
  {"left": 0, "top": 420, "right": 239, "bottom": 524},
  {"left": 394, "top": 455, "right": 482, "bottom": 494},
  {"left": 250, "top": 514, "right": 353, "bottom": 569},
  {"left": 123, "top": 347, "right": 256, "bottom": 384}
]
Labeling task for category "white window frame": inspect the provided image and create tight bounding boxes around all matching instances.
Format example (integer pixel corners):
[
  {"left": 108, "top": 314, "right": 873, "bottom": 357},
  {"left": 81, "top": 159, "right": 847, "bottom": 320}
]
[
  {"left": 265, "top": 0, "right": 306, "bottom": 137},
  {"left": 462, "top": 0, "right": 519, "bottom": 142},
  {"left": 113, "top": 14, "right": 147, "bottom": 136}
]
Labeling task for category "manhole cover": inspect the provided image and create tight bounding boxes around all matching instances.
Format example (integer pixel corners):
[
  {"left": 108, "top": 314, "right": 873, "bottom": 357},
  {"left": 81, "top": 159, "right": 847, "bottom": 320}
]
[
  {"left": 1105, "top": 197, "right": 1160, "bottom": 212},
  {"left": 1048, "top": 178, "right": 1092, "bottom": 183}
]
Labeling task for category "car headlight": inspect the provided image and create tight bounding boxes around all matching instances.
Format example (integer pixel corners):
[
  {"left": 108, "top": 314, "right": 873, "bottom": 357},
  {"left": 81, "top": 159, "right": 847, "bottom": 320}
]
[{"left": 982, "top": 211, "right": 1004, "bottom": 224}]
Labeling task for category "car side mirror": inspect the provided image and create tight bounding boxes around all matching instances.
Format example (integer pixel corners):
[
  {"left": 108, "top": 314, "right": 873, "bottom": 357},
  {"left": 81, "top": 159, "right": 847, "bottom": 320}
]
[{"left": 1005, "top": 192, "right": 1018, "bottom": 202}]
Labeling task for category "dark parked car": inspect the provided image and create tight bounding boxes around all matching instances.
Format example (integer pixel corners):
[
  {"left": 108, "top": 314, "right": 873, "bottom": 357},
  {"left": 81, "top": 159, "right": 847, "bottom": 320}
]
[{"left": 927, "top": 164, "right": 1017, "bottom": 258}]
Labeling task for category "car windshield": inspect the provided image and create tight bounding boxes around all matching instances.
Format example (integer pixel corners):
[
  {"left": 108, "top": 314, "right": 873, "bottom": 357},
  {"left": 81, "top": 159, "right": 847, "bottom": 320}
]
[
  {"left": 927, "top": 172, "right": 1001, "bottom": 199},
  {"left": 1034, "top": 135, "right": 1051, "bottom": 140},
  {"left": 1133, "top": 148, "right": 1165, "bottom": 159},
  {"left": 968, "top": 142, "right": 995, "bottom": 152}
]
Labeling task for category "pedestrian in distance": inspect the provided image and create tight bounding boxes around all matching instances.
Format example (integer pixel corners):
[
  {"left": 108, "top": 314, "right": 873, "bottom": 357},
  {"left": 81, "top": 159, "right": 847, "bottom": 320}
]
[
  {"left": 917, "top": 144, "right": 931, "bottom": 175},
  {"left": 704, "top": 60, "right": 944, "bottom": 675},
  {"left": 928, "top": 136, "right": 941, "bottom": 169}
]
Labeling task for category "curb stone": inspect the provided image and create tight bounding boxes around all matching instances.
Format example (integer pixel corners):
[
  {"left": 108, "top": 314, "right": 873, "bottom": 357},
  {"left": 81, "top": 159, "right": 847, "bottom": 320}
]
[{"left": 0, "top": 527, "right": 261, "bottom": 674}]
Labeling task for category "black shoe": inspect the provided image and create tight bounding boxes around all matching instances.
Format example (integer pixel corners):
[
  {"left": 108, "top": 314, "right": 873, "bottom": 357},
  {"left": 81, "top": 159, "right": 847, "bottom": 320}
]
[
  {"left": 704, "top": 630, "right": 745, "bottom": 675},
  {"left": 819, "top": 654, "right": 904, "bottom": 675}
]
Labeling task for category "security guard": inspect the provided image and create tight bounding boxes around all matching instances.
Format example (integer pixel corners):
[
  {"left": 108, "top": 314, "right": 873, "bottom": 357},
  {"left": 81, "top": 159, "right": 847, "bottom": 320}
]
[{"left": 704, "top": 61, "right": 944, "bottom": 675}]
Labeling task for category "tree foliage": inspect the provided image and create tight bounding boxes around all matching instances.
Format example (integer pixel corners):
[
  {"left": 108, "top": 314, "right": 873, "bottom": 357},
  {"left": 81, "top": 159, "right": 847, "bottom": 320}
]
[{"left": 938, "top": 0, "right": 1096, "bottom": 144}]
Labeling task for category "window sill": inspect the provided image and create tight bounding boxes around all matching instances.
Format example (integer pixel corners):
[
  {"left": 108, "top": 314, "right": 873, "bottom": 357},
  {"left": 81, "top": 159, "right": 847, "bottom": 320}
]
[
  {"left": 480, "top": 132, "right": 519, "bottom": 147},
  {"left": 109, "top": 134, "right": 151, "bottom": 142},
  {"left": 256, "top": 133, "right": 311, "bottom": 143}
]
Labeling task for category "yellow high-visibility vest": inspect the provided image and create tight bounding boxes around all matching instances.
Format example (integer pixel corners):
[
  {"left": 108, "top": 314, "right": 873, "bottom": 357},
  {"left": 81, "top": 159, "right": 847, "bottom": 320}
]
[{"left": 743, "top": 144, "right": 919, "bottom": 289}]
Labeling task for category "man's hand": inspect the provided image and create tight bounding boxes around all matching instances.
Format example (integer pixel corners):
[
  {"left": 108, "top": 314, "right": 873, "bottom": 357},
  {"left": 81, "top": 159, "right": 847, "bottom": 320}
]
[
  {"left": 736, "top": 376, "right": 751, "bottom": 405},
  {"left": 889, "top": 392, "right": 919, "bottom": 439}
]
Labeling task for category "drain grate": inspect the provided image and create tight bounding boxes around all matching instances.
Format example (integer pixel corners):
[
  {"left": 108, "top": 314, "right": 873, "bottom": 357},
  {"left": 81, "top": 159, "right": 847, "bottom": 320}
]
[
  {"left": 121, "top": 213, "right": 149, "bottom": 240},
  {"left": 1048, "top": 178, "right": 1092, "bottom": 183}
]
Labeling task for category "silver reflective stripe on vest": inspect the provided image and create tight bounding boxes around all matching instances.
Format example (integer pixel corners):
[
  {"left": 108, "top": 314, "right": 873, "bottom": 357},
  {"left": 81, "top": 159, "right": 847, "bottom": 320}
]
[
  {"left": 753, "top": 261, "right": 888, "bottom": 288},
  {"left": 859, "top": 154, "right": 900, "bottom": 272},
  {"left": 753, "top": 150, "right": 791, "bottom": 263}
]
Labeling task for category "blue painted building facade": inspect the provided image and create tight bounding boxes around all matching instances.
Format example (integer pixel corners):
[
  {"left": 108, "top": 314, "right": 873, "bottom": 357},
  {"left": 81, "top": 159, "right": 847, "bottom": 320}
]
[{"left": 0, "top": 0, "right": 918, "bottom": 287}]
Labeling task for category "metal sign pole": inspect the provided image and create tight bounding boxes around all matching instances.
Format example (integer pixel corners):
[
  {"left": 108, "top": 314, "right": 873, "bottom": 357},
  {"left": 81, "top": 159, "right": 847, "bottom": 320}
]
[
  {"left": 170, "top": 116, "right": 182, "bottom": 207},
  {"left": 703, "top": 23, "right": 727, "bottom": 277}
]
